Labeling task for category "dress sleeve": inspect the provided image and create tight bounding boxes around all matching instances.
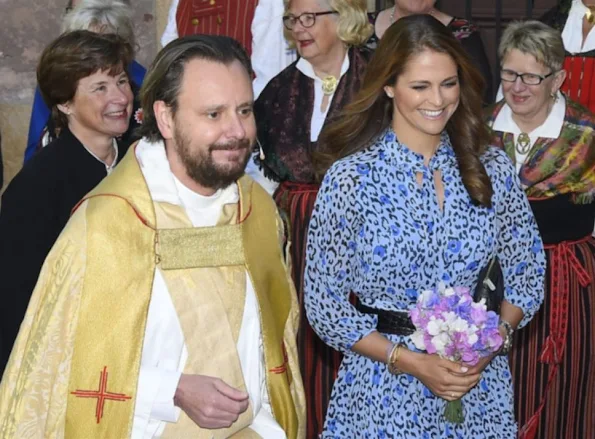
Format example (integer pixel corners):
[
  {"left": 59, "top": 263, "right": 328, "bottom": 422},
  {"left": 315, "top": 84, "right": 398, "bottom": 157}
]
[
  {"left": 491, "top": 149, "right": 546, "bottom": 328},
  {"left": 303, "top": 166, "right": 377, "bottom": 355},
  {"left": 460, "top": 31, "right": 494, "bottom": 105}
]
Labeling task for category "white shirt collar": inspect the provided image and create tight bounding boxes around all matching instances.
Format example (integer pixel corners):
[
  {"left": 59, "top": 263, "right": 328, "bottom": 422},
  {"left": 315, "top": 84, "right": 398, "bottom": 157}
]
[
  {"left": 562, "top": 0, "right": 595, "bottom": 53},
  {"left": 492, "top": 92, "right": 566, "bottom": 138},
  {"left": 134, "top": 137, "right": 238, "bottom": 210},
  {"left": 295, "top": 52, "right": 350, "bottom": 83},
  {"left": 82, "top": 138, "right": 119, "bottom": 175}
]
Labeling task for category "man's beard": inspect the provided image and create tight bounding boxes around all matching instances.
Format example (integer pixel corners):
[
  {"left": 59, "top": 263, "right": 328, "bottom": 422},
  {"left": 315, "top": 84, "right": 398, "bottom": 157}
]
[{"left": 174, "top": 123, "right": 252, "bottom": 191}]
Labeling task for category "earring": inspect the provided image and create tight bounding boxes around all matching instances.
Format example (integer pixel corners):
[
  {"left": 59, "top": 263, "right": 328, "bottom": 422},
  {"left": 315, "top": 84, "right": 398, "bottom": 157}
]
[
  {"left": 257, "top": 138, "right": 265, "bottom": 160},
  {"left": 551, "top": 91, "right": 559, "bottom": 102}
]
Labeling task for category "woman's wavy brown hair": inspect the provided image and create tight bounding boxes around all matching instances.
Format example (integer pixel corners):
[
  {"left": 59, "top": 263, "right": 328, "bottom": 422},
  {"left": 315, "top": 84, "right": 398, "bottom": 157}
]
[{"left": 316, "top": 14, "right": 493, "bottom": 207}]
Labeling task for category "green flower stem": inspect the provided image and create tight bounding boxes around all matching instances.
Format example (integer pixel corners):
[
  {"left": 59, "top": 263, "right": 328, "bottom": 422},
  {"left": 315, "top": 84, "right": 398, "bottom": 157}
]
[{"left": 444, "top": 399, "right": 464, "bottom": 424}]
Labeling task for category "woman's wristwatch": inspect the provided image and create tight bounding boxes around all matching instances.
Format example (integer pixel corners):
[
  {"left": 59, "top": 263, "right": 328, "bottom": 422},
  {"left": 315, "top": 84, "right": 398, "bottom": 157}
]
[{"left": 498, "top": 319, "right": 514, "bottom": 355}]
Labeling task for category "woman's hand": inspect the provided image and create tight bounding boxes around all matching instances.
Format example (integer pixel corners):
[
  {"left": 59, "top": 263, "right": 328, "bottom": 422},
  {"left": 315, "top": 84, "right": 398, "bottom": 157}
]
[
  {"left": 462, "top": 322, "right": 507, "bottom": 376},
  {"left": 400, "top": 350, "right": 481, "bottom": 401},
  {"left": 463, "top": 354, "right": 495, "bottom": 376}
]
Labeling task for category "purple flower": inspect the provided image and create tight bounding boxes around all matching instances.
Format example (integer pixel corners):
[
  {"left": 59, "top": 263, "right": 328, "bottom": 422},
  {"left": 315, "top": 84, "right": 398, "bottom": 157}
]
[
  {"left": 485, "top": 312, "right": 499, "bottom": 329},
  {"left": 470, "top": 306, "right": 488, "bottom": 325},
  {"left": 408, "top": 284, "right": 503, "bottom": 364},
  {"left": 408, "top": 283, "right": 504, "bottom": 423}
]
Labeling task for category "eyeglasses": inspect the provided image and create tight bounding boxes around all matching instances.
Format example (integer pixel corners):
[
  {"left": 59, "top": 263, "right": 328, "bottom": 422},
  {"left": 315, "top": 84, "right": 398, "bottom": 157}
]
[
  {"left": 500, "top": 69, "right": 555, "bottom": 85},
  {"left": 282, "top": 11, "right": 338, "bottom": 30}
]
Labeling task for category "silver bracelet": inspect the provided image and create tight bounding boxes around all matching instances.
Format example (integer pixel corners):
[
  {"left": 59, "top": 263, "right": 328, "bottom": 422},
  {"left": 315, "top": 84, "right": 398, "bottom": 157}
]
[{"left": 498, "top": 319, "right": 514, "bottom": 356}]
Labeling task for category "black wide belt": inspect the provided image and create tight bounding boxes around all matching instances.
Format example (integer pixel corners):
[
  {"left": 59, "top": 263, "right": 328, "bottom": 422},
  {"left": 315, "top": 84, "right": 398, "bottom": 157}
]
[{"left": 355, "top": 302, "right": 416, "bottom": 336}]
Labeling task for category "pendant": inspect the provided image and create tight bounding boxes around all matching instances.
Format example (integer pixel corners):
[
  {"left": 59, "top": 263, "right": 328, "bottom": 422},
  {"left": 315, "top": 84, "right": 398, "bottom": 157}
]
[
  {"left": 586, "top": 6, "right": 595, "bottom": 24},
  {"left": 515, "top": 132, "right": 531, "bottom": 155},
  {"left": 321, "top": 75, "right": 338, "bottom": 96}
]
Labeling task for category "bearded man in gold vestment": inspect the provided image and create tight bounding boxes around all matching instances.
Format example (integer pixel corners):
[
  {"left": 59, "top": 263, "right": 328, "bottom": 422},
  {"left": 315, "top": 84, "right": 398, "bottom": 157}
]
[{"left": 0, "top": 35, "right": 305, "bottom": 439}]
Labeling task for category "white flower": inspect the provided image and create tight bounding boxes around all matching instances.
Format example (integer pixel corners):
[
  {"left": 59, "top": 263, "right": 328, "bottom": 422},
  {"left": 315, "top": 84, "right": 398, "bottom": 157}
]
[
  {"left": 437, "top": 282, "right": 455, "bottom": 297},
  {"left": 442, "top": 311, "right": 457, "bottom": 326},
  {"left": 450, "top": 316, "right": 469, "bottom": 333},
  {"left": 472, "top": 299, "right": 487, "bottom": 310},
  {"left": 427, "top": 317, "right": 445, "bottom": 336},
  {"left": 419, "top": 289, "right": 435, "bottom": 306},
  {"left": 411, "top": 330, "right": 426, "bottom": 350},
  {"left": 467, "top": 332, "right": 479, "bottom": 345},
  {"left": 432, "top": 333, "right": 451, "bottom": 353},
  {"left": 443, "top": 288, "right": 456, "bottom": 297}
]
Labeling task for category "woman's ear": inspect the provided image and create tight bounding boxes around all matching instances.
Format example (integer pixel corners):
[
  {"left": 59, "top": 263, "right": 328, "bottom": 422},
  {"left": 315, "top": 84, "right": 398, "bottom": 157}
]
[
  {"left": 551, "top": 70, "right": 567, "bottom": 96},
  {"left": 384, "top": 85, "right": 395, "bottom": 99},
  {"left": 57, "top": 103, "right": 72, "bottom": 116}
]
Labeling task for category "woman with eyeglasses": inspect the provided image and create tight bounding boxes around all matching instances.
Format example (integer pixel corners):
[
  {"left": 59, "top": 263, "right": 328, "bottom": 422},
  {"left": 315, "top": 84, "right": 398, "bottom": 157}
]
[
  {"left": 486, "top": 21, "right": 595, "bottom": 439},
  {"left": 245, "top": 0, "right": 372, "bottom": 436},
  {"left": 369, "top": 0, "right": 493, "bottom": 103}
]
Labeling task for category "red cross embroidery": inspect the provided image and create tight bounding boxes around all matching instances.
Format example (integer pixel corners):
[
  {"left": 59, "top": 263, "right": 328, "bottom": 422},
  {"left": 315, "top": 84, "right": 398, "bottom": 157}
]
[{"left": 71, "top": 366, "right": 132, "bottom": 423}]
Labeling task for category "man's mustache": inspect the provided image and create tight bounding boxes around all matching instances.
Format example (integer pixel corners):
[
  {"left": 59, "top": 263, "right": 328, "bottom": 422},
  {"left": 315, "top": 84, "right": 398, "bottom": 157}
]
[{"left": 209, "top": 138, "right": 252, "bottom": 152}]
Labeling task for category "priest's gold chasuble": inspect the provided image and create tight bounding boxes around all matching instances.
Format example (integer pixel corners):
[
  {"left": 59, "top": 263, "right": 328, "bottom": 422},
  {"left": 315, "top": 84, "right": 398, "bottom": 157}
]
[{"left": 0, "top": 146, "right": 305, "bottom": 438}]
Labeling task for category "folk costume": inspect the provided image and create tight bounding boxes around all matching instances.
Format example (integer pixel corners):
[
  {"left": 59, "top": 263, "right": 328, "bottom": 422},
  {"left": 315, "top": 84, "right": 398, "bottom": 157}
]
[
  {"left": 487, "top": 95, "right": 595, "bottom": 439},
  {"left": 161, "top": 0, "right": 295, "bottom": 99},
  {"left": 542, "top": 0, "right": 595, "bottom": 113}
]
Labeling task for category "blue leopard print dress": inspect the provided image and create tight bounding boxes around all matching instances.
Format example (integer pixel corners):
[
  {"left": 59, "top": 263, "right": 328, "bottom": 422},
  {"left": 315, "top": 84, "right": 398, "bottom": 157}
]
[{"left": 304, "top": 129, "right": 546, "bottom": 438}]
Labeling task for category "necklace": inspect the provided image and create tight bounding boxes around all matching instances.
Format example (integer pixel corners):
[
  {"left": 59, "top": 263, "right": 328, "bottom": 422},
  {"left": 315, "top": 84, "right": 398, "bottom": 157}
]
[
  {"left": 515, "top": 132, "right": 531, "bottom": 155},
  {"left": 321, "top": 75, "right": 338, "bottom": 95},
  {"left": 586, "top": 5, "right": 595, "bottom": 24}
]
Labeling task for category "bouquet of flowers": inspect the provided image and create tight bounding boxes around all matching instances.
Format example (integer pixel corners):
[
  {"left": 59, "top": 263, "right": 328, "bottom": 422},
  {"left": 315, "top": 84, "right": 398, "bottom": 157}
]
[{"left": 409, "top": 283, "right": 503, "bottom": 424}]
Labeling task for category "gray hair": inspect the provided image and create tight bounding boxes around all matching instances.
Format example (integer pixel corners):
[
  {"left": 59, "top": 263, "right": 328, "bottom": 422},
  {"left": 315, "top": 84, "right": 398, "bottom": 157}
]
[
  {"left": 62, "top": 0, "right": 135, "bottom": 53},
  {"left": 498, "top": 20, "right": 565, "bottom": 72}
]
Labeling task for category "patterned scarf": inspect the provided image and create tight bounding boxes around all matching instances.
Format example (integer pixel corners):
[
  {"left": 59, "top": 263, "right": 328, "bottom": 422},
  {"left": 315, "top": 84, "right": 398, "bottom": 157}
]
[{"left": 486, "top": 99, "right": 595, "bottom": 203}]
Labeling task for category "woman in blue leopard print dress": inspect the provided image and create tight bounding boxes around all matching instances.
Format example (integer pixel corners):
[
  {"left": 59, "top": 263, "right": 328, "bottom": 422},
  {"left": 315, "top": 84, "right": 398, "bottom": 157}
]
[{"left": 304, "top": 15, "right": 546, "bottom": 438}]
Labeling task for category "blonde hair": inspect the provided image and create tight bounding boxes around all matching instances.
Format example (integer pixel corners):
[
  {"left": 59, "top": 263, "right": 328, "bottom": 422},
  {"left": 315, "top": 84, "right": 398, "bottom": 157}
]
[
  {"left": 498, "top": 20, "right": 565, "bottom": 72},
  {"left": 62, "top": 0, "right": 136, "bottom": 53},
  {"left": 284, "top": 0, "right": 373, "bottom": 47}
]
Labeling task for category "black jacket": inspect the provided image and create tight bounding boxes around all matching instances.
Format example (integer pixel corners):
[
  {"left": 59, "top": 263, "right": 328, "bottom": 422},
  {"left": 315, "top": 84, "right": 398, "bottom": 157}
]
[{"left": 0, "top": 127, "right": 128, "bottom": 376}]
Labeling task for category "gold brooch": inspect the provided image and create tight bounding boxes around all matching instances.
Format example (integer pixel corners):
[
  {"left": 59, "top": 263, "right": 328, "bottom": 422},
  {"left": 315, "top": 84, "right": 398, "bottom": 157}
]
[
  {"left": 515, "top": 132, "right": 531, "bottom": 155},
  {"left": 321, "top": 75, "right": 338, "bottom": 96},
  {"left": 586, "top": 5, "right": 595, "bottom": 24}
]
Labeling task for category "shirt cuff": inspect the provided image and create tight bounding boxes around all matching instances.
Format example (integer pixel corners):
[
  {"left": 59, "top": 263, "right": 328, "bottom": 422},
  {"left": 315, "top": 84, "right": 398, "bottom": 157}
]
[
  {"left": 138, "top": 366, "right": 182, "bottom": 423},
  {"left": 152, "top": 369, "right": 182, "bottom": 422}
]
